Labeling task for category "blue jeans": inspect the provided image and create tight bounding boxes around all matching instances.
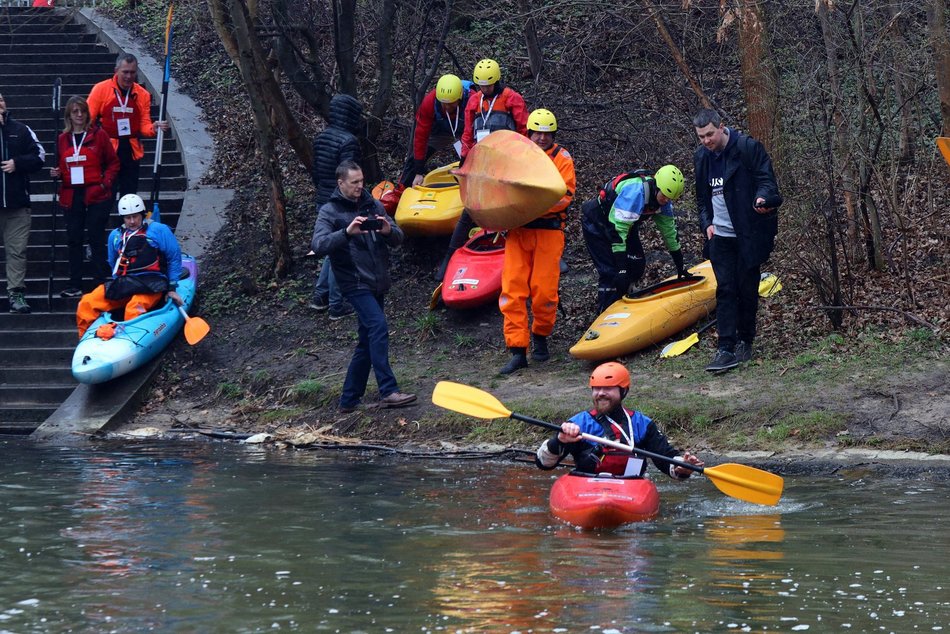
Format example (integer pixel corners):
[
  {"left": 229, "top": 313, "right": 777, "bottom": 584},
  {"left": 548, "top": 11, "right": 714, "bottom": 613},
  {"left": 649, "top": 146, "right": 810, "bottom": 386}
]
[
  {"left": 340, "top": 290, "right": 399, "bottom": 408},
  {"left": 709, "top": 235, "right": 760, "bottom": 353},
  {"left": 314, "top": 256, "right": 344, "bottom": 310}
]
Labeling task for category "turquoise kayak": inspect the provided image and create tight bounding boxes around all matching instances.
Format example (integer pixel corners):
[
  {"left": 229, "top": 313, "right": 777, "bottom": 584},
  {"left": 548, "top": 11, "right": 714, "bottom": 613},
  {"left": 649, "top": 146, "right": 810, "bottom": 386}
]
[{"left": 71, "top": 255, "right": 198, "bottom": 384}]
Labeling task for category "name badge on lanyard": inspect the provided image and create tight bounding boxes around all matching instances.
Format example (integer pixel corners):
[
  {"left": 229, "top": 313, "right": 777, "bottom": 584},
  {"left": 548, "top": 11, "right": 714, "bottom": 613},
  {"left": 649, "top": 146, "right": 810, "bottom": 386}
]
[
  {"left": 67, "top": 131, "right": 87, "bottom": 185},
  {"left": 114, "top": 88, "right": 134, "bottom": 137},
  {"left": 475, "top": 93, "right": 498, "bottom": 144}
]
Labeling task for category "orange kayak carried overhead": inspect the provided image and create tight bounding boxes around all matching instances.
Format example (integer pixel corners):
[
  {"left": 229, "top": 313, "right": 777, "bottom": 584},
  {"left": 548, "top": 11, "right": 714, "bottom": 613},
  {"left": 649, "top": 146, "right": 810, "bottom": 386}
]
[
  {"left": 393, "top": 162, "right": 463, "bottom": 236},
  {"left": 455, "top": 130, "right": 566, "bottom": 230},
  {"left": 549, "top": 472, "right": 660, "bottom": 530},
  {"left": 441, "top": 229, "right": 505, "bottom": 310},
  {"left": 569, "top": 260, "right": 718, "bottom": 361}
]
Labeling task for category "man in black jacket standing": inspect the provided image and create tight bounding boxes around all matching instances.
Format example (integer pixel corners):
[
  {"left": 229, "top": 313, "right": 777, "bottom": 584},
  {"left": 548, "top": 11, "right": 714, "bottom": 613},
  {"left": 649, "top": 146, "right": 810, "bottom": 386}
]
[
  {"left": 309, "top": 94, "right": 363, "bottom": 320},
  {"left": 311, "top": 161, "right": 416, "bottom": 413},
  {"left": 693, "top": 109, "right": 781, "bottom": 373},
  {"left": 1, "top": 92, "right": 45, "bottom": 314}
]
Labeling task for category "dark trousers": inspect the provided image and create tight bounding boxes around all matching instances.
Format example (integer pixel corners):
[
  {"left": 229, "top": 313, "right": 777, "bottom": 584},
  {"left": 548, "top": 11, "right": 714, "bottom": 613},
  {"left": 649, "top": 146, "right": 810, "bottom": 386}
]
[
  {"left": 115, "top": 140, "right": 140, "bottom": 201},
  {"left": 581, "top": 199, "right": 647, "bottom": 312},
  {"left": 709, "top": 235, "right": 760, "bottom": 352},
  {"left": 66, "top": 194, "right": 111, "bottom": 286},
  {"left": 340, "top": 290, "right": 399, "bottom": 408}
]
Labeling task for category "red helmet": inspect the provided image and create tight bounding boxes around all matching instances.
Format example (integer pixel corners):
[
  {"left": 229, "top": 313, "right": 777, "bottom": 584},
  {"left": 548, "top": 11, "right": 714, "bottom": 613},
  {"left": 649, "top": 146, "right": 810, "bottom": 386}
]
[{"left": 589, "top": 362, "right": 630, "bottom": 389}]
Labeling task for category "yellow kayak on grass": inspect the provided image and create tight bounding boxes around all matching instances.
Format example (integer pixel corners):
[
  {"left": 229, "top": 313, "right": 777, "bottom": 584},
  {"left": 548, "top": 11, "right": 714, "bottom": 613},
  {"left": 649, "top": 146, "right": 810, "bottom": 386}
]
[
  {"left": 393, "top": 162, "right": 464, "bottom": 236},
  {"left": 569, "top": 260, "right": 718, "bottom": 361},
  {"left": 455, "top": 130, "right": 566, "bottom": 230}
]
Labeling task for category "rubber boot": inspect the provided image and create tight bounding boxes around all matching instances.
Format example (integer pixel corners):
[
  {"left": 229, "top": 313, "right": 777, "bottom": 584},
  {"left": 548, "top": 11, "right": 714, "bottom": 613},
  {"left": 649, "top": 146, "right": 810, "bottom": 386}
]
[
  {"left": 530, "top": 333, "right": 550, "bottom": 362},
  {"left": 499, "top": 348, "right": 528, "bottom": 375},
  {"left": 597, "top": 289, "right": 614, "bottom": 314}
]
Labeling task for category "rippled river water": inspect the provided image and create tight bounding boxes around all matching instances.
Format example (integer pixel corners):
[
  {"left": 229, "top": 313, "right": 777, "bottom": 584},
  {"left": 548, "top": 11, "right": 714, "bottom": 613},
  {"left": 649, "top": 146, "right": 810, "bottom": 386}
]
[{"left": 0, "top": 439, "right": 947, "bottom": 633}]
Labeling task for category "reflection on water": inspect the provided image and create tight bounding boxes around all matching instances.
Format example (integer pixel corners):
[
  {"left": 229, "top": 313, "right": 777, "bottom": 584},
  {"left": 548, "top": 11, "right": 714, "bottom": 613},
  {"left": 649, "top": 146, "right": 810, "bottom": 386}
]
[{"left": 0, "top": 438, "right": 948, "bottom": 632}]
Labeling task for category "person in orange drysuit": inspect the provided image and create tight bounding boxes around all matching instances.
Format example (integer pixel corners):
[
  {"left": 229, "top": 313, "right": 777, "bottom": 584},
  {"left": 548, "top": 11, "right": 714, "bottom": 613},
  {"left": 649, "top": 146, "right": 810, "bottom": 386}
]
[
  {"left": 87, "top": 53, "right": 169, "bottom": 202},
  {"left": 434, "top": 59, "right": 528, "bottom": 281},
  {"left": 498, "top": 108, "right": 575, "bottom": 375}
]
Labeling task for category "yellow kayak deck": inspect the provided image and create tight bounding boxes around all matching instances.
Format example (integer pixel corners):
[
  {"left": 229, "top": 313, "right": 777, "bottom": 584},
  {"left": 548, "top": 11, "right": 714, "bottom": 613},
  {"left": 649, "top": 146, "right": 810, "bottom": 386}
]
[
  {"left": 570, "top": 261, "right": 718, "bottom": 361},
  {"left": 394, "top": 162, "right": 463, "bottom": 236}
]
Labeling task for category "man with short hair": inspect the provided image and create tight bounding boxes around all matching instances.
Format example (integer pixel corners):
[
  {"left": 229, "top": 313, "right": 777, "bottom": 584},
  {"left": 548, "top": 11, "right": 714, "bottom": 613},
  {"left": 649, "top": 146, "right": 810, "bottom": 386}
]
[
  {"left": 310, "top": 161, "right": 416, "bottom": 413},
  {"left": 693, "top": 109, "right": 782, "bottom": 373},
  {"left": 87, "top": 53, "right": 169, "bottom": 201},
  {"left": 1, "top": 92, "right": 45, "bottom": 313}
]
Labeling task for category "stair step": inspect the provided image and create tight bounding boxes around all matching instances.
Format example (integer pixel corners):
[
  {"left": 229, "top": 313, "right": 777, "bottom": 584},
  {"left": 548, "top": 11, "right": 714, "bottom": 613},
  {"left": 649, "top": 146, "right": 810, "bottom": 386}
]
[
  {"left": 0, "top": 346, "right": 74, "bottom": 365},
  {"left": 0, "top": 313, "right": 75, "bottom": 330},
  {"left": 0, "top": 405, "right": 59, "bottom": 426},
  {"left": 0, "top": 384, "right": 76, "bottom": 404},
  {"left": 0, "top": 366, "right": 74, "bottom": 383},
  {"left": 0, "top": 328, "right": 77, "bottom": 347}
]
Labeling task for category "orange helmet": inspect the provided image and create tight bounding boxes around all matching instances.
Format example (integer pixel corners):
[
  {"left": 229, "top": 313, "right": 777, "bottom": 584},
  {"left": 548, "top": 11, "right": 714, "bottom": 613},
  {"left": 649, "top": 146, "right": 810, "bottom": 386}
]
[{"left": 589, "top": 362, "right": 630, "bottom": 389}]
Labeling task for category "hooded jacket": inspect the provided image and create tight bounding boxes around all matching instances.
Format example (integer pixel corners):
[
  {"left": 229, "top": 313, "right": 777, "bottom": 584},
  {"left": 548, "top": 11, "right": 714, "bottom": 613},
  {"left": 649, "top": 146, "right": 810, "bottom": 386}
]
[
  {"left": 0, "top": 111, "right": 44, "bottom": 210},
  {"left": 311, "top": 95, "right": 363, "bottom": 207},
  {"left": 310, "top": 187, "right": 404, "bottom": 296}
]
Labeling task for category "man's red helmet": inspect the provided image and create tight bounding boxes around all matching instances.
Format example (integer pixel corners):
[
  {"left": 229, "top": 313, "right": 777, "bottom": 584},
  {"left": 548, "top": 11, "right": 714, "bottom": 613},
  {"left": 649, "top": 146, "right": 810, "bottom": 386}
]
[{"left": 589, "top": 362, "right": 630, "bottom": 389}]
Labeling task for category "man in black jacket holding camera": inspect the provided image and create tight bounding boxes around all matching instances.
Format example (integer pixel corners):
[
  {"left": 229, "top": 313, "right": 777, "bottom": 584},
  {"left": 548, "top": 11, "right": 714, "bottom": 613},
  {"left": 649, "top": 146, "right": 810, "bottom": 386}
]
[
  {"left": 310, "top": 161, "right": 416, "bottom": 413},
  {"left": 693, "top": 109, "right": 781, "bottom": 373}
]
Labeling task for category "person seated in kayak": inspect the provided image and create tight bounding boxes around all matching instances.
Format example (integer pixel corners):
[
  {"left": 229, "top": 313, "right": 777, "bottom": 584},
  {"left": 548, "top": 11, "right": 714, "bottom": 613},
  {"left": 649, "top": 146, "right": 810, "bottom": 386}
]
[
  {"left": 498, "top": 108, "right": 575, "bottom": 375},
  {"left": 581, "top": 165, "right": 688, "bottom": 313},
  {"left": 535, "top": 362, "right": 703, "bottom": 478},
  {"left": 76, "top": 193, "right": 183, "bottom": 337},
  {"left": 398, "top": 73, "right": 472, "bottom": 189},
  {"left": 435, "top": 58, "right": 528, "bottom": 280}
]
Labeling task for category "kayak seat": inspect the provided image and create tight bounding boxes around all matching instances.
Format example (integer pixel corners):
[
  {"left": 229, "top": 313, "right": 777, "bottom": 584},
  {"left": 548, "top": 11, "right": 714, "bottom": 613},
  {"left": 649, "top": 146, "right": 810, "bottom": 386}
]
[{"left": 424, "top": 182, "right": 457, "bottom": 189}]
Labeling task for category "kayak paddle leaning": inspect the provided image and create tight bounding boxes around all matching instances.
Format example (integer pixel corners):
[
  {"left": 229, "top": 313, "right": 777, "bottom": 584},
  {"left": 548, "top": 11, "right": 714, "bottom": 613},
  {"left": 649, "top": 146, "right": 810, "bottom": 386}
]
[
  {"left": 177, "top": 306, "right": 210, "bottom": 345},
  {"left": 659, "top": 272, "right": 783, "bottom": 358},
  {"left": 431, "top": 380, "right": 784, "bottom": 506}
]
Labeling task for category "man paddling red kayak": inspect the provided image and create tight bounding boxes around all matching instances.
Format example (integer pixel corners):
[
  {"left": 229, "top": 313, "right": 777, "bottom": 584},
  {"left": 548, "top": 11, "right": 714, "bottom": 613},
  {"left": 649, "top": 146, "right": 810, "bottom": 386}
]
[{"left": 535, "top": 362, "right": 703, "bottom": 478}]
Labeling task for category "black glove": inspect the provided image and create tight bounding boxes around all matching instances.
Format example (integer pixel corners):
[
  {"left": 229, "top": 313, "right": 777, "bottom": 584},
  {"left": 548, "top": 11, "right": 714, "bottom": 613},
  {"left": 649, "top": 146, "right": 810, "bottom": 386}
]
[
  {"left": 670, "top": 249, "right": 686, "bottom": 277},
  {"left": 613, "top": 251, "right": 630, "bottom": 296}
]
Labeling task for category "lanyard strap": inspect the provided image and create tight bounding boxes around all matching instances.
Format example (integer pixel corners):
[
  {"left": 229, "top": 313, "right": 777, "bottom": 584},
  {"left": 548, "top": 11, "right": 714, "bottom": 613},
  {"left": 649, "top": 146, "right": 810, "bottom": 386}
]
[
  {"left": 71, "top": 131, "right": 87, "bottom": 158},
  {"left": 113, "top": 86, "right": 131, "bottom": 110},
  {"left": 602, "top": 411, "right": 634, "bottom": 447},
  {"left": 478, "top": 93, "right": 499, "bottom": 129}
]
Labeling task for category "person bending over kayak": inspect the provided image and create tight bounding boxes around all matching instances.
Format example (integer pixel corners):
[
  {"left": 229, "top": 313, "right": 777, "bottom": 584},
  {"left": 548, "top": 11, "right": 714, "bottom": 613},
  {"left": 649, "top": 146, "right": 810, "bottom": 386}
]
[
  {"left": 76, "top": 193, "right": 182, "bottom": 337},
  {"left": 535, "top": 362, "right": 703, "bottom": 478}
]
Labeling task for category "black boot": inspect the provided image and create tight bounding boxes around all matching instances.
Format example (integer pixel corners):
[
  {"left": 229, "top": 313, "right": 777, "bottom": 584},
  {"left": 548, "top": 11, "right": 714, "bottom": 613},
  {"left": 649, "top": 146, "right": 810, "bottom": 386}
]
[
  {"left": 499, "top": 348, "right": 528, "bottom": 375},
  {"left": 530, "top": 334, "right": 550, "bottom": 362},
  {"left": 597, "top": 289, "right": 614, "bottom": 314}
]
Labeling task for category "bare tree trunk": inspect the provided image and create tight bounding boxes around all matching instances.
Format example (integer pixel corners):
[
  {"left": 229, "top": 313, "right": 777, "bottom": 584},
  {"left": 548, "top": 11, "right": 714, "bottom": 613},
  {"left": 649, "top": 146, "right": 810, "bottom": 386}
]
[
  {"left": 737, "top": 0, "right": 780, "bottom": 160},
  {"left": 927, "top": 0, "right": 950, "bottom": 135},
  {"left": 816, "top": 0, "right": 862, "bottom": 267},
  {"left": 208, "top": 0, "right": 292, "bottom": 277},
  {"left": 642, "top": 0, "right": 715, "bottom": 110},
  {"left": 519, "top": 0, "right": 543, "bottom": 82},
  {"left": 272, "top": 0, "right": 332, "bottom": 120},
  {"left": 885, "top": 3, "right": 914, "bottom": 163},
  {"left": 334, "top": 0, "right": 357, "bottom": 96},
  {"left": 363, "top": 0, "right": 397, "bottom": 184}
]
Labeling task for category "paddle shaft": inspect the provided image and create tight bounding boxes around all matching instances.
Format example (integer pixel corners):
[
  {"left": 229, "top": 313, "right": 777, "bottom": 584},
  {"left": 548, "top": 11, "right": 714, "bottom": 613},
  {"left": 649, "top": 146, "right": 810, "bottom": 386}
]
[
  {"left": 510, "top": 412, "right": 704, "bottom": 476},
  {"left": 48, "top": 78, "right": 62, "bottom": 306}
]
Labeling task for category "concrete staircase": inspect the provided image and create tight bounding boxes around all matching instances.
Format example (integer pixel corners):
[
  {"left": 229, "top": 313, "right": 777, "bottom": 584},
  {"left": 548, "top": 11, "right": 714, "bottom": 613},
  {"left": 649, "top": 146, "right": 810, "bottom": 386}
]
[{"left": 0, "top": 6, "right": 185, "bottom": 433}]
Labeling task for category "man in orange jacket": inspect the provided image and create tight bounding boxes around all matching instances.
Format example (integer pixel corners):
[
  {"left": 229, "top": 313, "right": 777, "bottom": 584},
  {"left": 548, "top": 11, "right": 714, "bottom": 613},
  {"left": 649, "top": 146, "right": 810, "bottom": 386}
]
[
  {"left": 498, "top": 108, "right": 576, "bottom": 374},
  {"left": 87, "top": 53, "right": 169, "bottom": 202}
]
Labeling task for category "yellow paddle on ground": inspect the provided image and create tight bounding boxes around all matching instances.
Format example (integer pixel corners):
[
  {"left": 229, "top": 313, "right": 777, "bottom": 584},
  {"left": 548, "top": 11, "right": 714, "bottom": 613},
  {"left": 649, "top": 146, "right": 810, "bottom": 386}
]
[
  {"left": 431, "top": 381, "right": 784, "bottom": 506},
  {"left": 659, "top": 272, "right": 783, "bottom": 358}
]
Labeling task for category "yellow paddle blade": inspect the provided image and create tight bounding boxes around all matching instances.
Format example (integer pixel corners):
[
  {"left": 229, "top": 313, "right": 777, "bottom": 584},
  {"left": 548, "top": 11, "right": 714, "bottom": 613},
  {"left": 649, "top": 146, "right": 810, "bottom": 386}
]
[
  {"left": 937, "top": 137, "right": 950, "bottom": 167},
  {"left": 429, "top": 283, "right": 443, "bottom": 311},
  {"left": 431, "top": 381, "right": 512, "bottom": 420},
  {"left": 660, "top": 332, "right": 700, "bottom": 358},
  {"left": 183, "top": 315, "right": 210, "bottom": 345},
  {"left": 703, "top": 463, "right": 784, "bottom": 506},
  {"left": 758, "top": 273, "right": 783, "bottom": 297}
]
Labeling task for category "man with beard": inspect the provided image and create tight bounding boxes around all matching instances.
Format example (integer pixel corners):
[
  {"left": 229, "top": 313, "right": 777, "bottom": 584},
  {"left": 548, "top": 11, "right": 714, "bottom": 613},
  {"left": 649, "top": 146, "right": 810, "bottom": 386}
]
[{"left": 534, "top": 362, "right": 703, "bottom": 478}]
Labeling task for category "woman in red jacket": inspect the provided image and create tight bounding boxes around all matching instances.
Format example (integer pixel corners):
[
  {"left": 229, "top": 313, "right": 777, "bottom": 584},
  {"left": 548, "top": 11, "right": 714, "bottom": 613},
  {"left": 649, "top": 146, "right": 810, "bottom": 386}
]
[{"left": 50, "top": 96, "right": 120, "bottom": 297}]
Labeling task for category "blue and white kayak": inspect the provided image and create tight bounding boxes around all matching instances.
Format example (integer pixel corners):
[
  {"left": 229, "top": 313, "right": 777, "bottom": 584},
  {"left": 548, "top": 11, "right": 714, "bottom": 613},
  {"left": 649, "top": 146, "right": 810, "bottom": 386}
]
[{"left": 71, "top": 255, "right": 198, "bottom": 384}]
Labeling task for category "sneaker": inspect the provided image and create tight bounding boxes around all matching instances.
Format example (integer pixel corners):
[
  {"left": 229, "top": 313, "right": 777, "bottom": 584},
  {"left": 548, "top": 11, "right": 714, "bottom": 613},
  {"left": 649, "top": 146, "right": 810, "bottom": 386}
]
[
  {"left": 60, "top": 287, "right": 83, "bottom": 298},
  {"left": 379, "top": 391, "right": 417, "bottom": 408},
  {"left": 328, "top": 305, "right": 354, "bottom": 321},
  {"left": 8, "top": 291, "right": 30, "bottom": 314},
  {"left": 735, "top": 340, "right": 753, "bottom": 363},
  {"left": 309, "top": 297, "right": 329, "bottom": 311},
  {"left": 705, "top": 349, "right": 738, "bottom": 373}
]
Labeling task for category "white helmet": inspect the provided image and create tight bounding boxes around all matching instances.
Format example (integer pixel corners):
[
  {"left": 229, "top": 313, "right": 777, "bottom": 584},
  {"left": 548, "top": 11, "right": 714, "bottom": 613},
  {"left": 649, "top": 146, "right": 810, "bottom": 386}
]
[{"left": 118, "top": 194, "right": 146, "bottom": 216}]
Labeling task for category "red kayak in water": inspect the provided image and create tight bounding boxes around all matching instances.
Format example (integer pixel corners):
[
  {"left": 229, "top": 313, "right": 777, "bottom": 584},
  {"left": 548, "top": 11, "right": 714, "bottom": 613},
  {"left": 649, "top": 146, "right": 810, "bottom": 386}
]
[
  {"left": 549, "top": 472, "right": 660, "bottom": 529},
  {"left": 441, "top": 229, "right": 506, "bottom": 309}
]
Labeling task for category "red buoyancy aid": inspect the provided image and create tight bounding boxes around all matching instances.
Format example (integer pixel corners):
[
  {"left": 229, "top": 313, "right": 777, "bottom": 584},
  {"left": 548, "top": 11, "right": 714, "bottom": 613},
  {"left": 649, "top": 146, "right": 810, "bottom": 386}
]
[{"left": 592, "top": 410, "right": 645, "bottom": 476}]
